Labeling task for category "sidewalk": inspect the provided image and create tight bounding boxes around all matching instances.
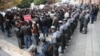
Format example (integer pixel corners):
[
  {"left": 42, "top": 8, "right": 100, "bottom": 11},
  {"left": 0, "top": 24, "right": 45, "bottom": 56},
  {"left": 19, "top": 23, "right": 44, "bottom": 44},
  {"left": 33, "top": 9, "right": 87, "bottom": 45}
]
[
  {"left": 0, "top": 49, "right": 10, "bottom": 56},
  {"left": 0, "top": 13, "right": 100, "bottom": 56},
  {"left": 62, "top": 13, "right": 100, "bottom": 56}
]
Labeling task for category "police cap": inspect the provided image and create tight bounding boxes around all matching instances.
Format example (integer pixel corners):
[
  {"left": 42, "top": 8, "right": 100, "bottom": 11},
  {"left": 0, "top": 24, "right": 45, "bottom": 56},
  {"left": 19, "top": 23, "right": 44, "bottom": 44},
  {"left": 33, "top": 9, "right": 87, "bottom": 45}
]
[
  {"left": 51, "top": 26, "right": 56, "bottom": 29},
  {"left": 28, "top": 44, "right": 37, "bottom": 52},
  {"left": 59, "top": 20, "right": 63, "bottom": 23}
]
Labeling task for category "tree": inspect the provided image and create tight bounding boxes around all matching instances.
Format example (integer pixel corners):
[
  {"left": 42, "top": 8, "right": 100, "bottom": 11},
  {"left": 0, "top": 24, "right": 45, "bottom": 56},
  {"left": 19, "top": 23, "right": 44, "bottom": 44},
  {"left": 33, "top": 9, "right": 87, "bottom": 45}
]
[
  {"left": 0, "top": 0, "right": 21, "bottom": 10},
  {"left": 33, "top": 0, "right": 58, "bottom": 5},
  {"left": 34, "top": 0, "right": 47, "bottom": 5},
  {"left": 17, "top": 0, "right": 34, "bottom": 8}
]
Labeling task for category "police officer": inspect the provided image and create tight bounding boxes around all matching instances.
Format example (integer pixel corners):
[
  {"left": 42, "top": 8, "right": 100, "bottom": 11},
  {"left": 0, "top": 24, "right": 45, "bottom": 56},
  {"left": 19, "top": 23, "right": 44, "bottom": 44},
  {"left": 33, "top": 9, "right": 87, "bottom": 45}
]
[
  {"left": 59, "top": 21, "right": 67, "bottom": 53},
  {"left": 59, "top": 20, "right": 64, "bottom": 33},
  {"left": 79, "top": 11, "right": 85, "bottom": 33},
  {"left": 72, "top": 10, "right": 80, "bottom": 29},
  {"left": 74, "top": 10, "right": 80, "bottom": 28},
  {"left": 83, "top": 10, "right": 90, "bottom": 34},
  {"left": 67, "top": 18, "right": 73, "bottom": 40},
  {"left": 28, "top": 44, "right": 45, "bottom": 56},
  {"left": 63, "top": 19, "right": 70, "bottom": 45},
  {"left": 69, "top": 17, "right": 75, "bottom": 35},
  {"left": 58, "top": 20, "right": 63, "bottom": 31},
  {"left": 40, "top": 37, "right": 53, "bottom": 56},
  {"left": 51, "top": 26, "right": 62, "bottom": 56}
]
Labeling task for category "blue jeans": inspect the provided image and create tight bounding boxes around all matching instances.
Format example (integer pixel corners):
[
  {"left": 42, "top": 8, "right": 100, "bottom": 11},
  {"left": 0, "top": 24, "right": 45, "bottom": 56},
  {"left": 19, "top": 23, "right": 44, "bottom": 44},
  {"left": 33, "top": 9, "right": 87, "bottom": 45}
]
[
  {"left": 90, "top": 15, "right": 95, "bottom": 24},
  {"left": 5, "top": 29, "right": 11, "bottom": 37},
  {"left": 24, "top": 35, "right": 32, "bottom": 48},
  {"left": 32, "top": 34, "right": 39, "bottom": 45},
  {"left": 42, "top": 26, "right": 48, "bottom": 37}
]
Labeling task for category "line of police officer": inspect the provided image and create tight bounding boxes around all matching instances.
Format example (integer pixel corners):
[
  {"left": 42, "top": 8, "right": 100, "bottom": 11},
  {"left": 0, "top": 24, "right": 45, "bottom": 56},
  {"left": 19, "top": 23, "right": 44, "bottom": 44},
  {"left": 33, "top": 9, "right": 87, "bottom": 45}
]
[{"left": 50, "top": 9, "right": 80, "bottom": 56}]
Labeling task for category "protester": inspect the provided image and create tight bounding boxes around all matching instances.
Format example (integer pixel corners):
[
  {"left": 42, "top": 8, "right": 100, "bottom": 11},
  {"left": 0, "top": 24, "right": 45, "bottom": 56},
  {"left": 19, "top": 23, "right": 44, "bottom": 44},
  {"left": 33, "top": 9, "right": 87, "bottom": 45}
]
[
  {"left": 39, "top": 14, "right": 49, "bottom": 38},
  {"left": 31, "top": 21, "right": 40, "bottom": 45},
  {"left": 15, "top": 23, "right": 24, "bottom": 49},
  {"left": 21, "top": 21, "right": 32, "bottom": 48},
  {"left": 0, "top": 13, "right": 4, "bottom": 32},
  {"left": 4, "top": 18, "right": 12, "bottom": 37}
]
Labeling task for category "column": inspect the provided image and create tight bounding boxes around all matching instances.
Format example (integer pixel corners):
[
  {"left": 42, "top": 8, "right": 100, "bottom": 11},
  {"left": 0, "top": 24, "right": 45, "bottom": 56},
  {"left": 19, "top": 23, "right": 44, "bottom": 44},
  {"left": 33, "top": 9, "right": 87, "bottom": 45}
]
[
  {"left": 92, "top": 0, "right": 100, "bottom": 5},
  {"left": 86, "top": 0, "right": 91, "bottom": 4},
  {"left": 91, "top": 0, "right": 95, "bottom": 4},
  {"left": 83, "top": 0, "right": 86, "bottom": 4},
  {"left": 96, "top": 0, "right": 100, "bottom": 5},
  {"left": 79, "top": 0, "right": 83, "bottom": 4}
]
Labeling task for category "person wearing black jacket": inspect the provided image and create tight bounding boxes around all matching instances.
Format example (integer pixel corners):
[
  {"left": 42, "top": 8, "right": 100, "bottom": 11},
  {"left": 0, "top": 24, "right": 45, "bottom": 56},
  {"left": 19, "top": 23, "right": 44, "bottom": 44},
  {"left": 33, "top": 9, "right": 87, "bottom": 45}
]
[
  {"left": 0, "top": 13, "right": 4, "bottom": 32},
  {"left": 94, "top": 5, "right": 99, "bottom": 21},
  {"left": 4, "top": 19, "right": 12, "bottom": 37},
  {"left": 41, "top": 15, "right": 49, "bottom": 37},
  {"left": 15, "top": 23, "right": 24, "bottom": 49},
  {"left": 5, "top": 11, "right": 14, "bottom": 26},
  {"left": 46, "top": 15, "right": 52, "bottom": 33},
  {"left": 90, "top": 5, "right": 96, "bottom": 24},
  {"left": 21, "top": 21, "right": 32, "bottom": 48}
]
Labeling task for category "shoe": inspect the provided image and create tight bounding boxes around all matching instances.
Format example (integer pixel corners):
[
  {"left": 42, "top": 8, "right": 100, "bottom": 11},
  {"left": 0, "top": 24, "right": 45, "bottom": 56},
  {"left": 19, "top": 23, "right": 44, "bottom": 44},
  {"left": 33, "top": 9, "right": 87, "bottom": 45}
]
[
  {"left": 66, "top": 43, "right": 69, "bottom": 46},
  {"left": 83, "top": 32, "right": 87, "bottom": 34},
  {"left": 80, "top": 31, "right": 82, "bottom": 33},
  {"left": 8, "top": 35, "right": 11, "bottom": 37},
  {"left": 60, "top": 51, "right": 64, "bottom": 53}
]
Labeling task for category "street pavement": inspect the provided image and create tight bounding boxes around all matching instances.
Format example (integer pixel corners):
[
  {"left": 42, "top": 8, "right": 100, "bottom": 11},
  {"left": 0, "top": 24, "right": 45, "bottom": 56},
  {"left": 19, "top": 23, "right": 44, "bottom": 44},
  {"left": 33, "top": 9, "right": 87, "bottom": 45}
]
[
  {"left": 0, "top": 49, "right": 10, "bottom": 56},
  {"left": 0, "top": 13, "right": 100, "bottom": 56}
]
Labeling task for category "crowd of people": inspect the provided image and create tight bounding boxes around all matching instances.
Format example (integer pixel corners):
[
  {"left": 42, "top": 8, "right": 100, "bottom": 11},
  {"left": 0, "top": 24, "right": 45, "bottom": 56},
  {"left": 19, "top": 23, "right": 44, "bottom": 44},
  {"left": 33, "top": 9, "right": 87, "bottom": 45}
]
[{"left": 0, "top": 3, "right": 99, "bottom": 56}]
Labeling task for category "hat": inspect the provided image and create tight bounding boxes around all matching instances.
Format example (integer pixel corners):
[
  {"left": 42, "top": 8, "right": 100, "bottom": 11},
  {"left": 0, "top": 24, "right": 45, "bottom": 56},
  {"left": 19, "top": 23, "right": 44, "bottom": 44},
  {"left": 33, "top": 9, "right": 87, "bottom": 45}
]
[
  {"left": 28, "top": 44, "right": 37, "bottom": 52},
  {"left": 51, "top": 26, "right": 56, "bottom": 28},
  {"left": 63, "top": 19, "right": 67, "bottom": 21},
  {"left": 39, "top": 37, "right": 45, "bottom": 40},
  {"left": 59, "top": 20, "right": 63, "bottom": 23},
  {"left": 86, "top": 9, "right": 89, "bottom": 13},
  {"left": 82, "top": 10, "right": 85, "bottom": 13}
]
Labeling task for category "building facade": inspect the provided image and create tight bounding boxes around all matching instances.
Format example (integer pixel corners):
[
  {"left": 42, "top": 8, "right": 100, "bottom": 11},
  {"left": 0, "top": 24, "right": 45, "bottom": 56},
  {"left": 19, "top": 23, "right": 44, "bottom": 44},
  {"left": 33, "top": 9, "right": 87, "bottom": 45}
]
[
  {"left": 57, "top": 0, "right": 100, "bottom": 5},
  {"left": 78, "top": 0, "right": 100, "bottom": 5}
]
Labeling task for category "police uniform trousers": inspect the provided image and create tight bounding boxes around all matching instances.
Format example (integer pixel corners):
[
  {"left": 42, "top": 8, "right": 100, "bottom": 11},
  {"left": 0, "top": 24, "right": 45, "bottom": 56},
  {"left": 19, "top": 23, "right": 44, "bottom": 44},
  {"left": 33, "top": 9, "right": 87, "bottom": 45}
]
[
  {"left": 61, "top": 34, "right": 66, "bottom": 53},
  {"left": 53, "top": 43, "right": 60, "bottom": 56}
]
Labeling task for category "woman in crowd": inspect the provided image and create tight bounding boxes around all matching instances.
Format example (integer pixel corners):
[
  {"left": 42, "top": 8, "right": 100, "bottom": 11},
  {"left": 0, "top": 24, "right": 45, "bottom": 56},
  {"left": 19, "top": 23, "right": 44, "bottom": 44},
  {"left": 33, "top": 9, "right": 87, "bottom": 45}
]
[{"left": 31, "top": 21, "right": 40, "bottom": 45}]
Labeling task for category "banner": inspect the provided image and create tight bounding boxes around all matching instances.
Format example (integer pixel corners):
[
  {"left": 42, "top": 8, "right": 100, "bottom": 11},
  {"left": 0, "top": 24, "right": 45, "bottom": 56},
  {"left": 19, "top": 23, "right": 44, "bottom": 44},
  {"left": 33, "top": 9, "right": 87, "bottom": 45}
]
[{"left": 24, "top": 15, "right": 32, "bottom": 22}]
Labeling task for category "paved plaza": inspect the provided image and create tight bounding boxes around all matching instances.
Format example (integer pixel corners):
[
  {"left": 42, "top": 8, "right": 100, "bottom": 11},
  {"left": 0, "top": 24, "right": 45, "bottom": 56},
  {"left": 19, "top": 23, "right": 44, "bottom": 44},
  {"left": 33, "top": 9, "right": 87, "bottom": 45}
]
[
  {"left": 0, "top": 49, "right": 10, "bottom": 56},
  {"left": 0, "top": 13, "right": 100, "bottom": 56}
]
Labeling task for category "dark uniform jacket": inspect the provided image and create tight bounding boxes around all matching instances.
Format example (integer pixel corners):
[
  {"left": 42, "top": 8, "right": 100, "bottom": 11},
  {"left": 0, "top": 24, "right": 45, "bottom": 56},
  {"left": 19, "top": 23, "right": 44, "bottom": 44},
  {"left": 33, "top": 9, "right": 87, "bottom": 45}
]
[{"left": 21, "top": 25, "right": 32, "bottom": 36}]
